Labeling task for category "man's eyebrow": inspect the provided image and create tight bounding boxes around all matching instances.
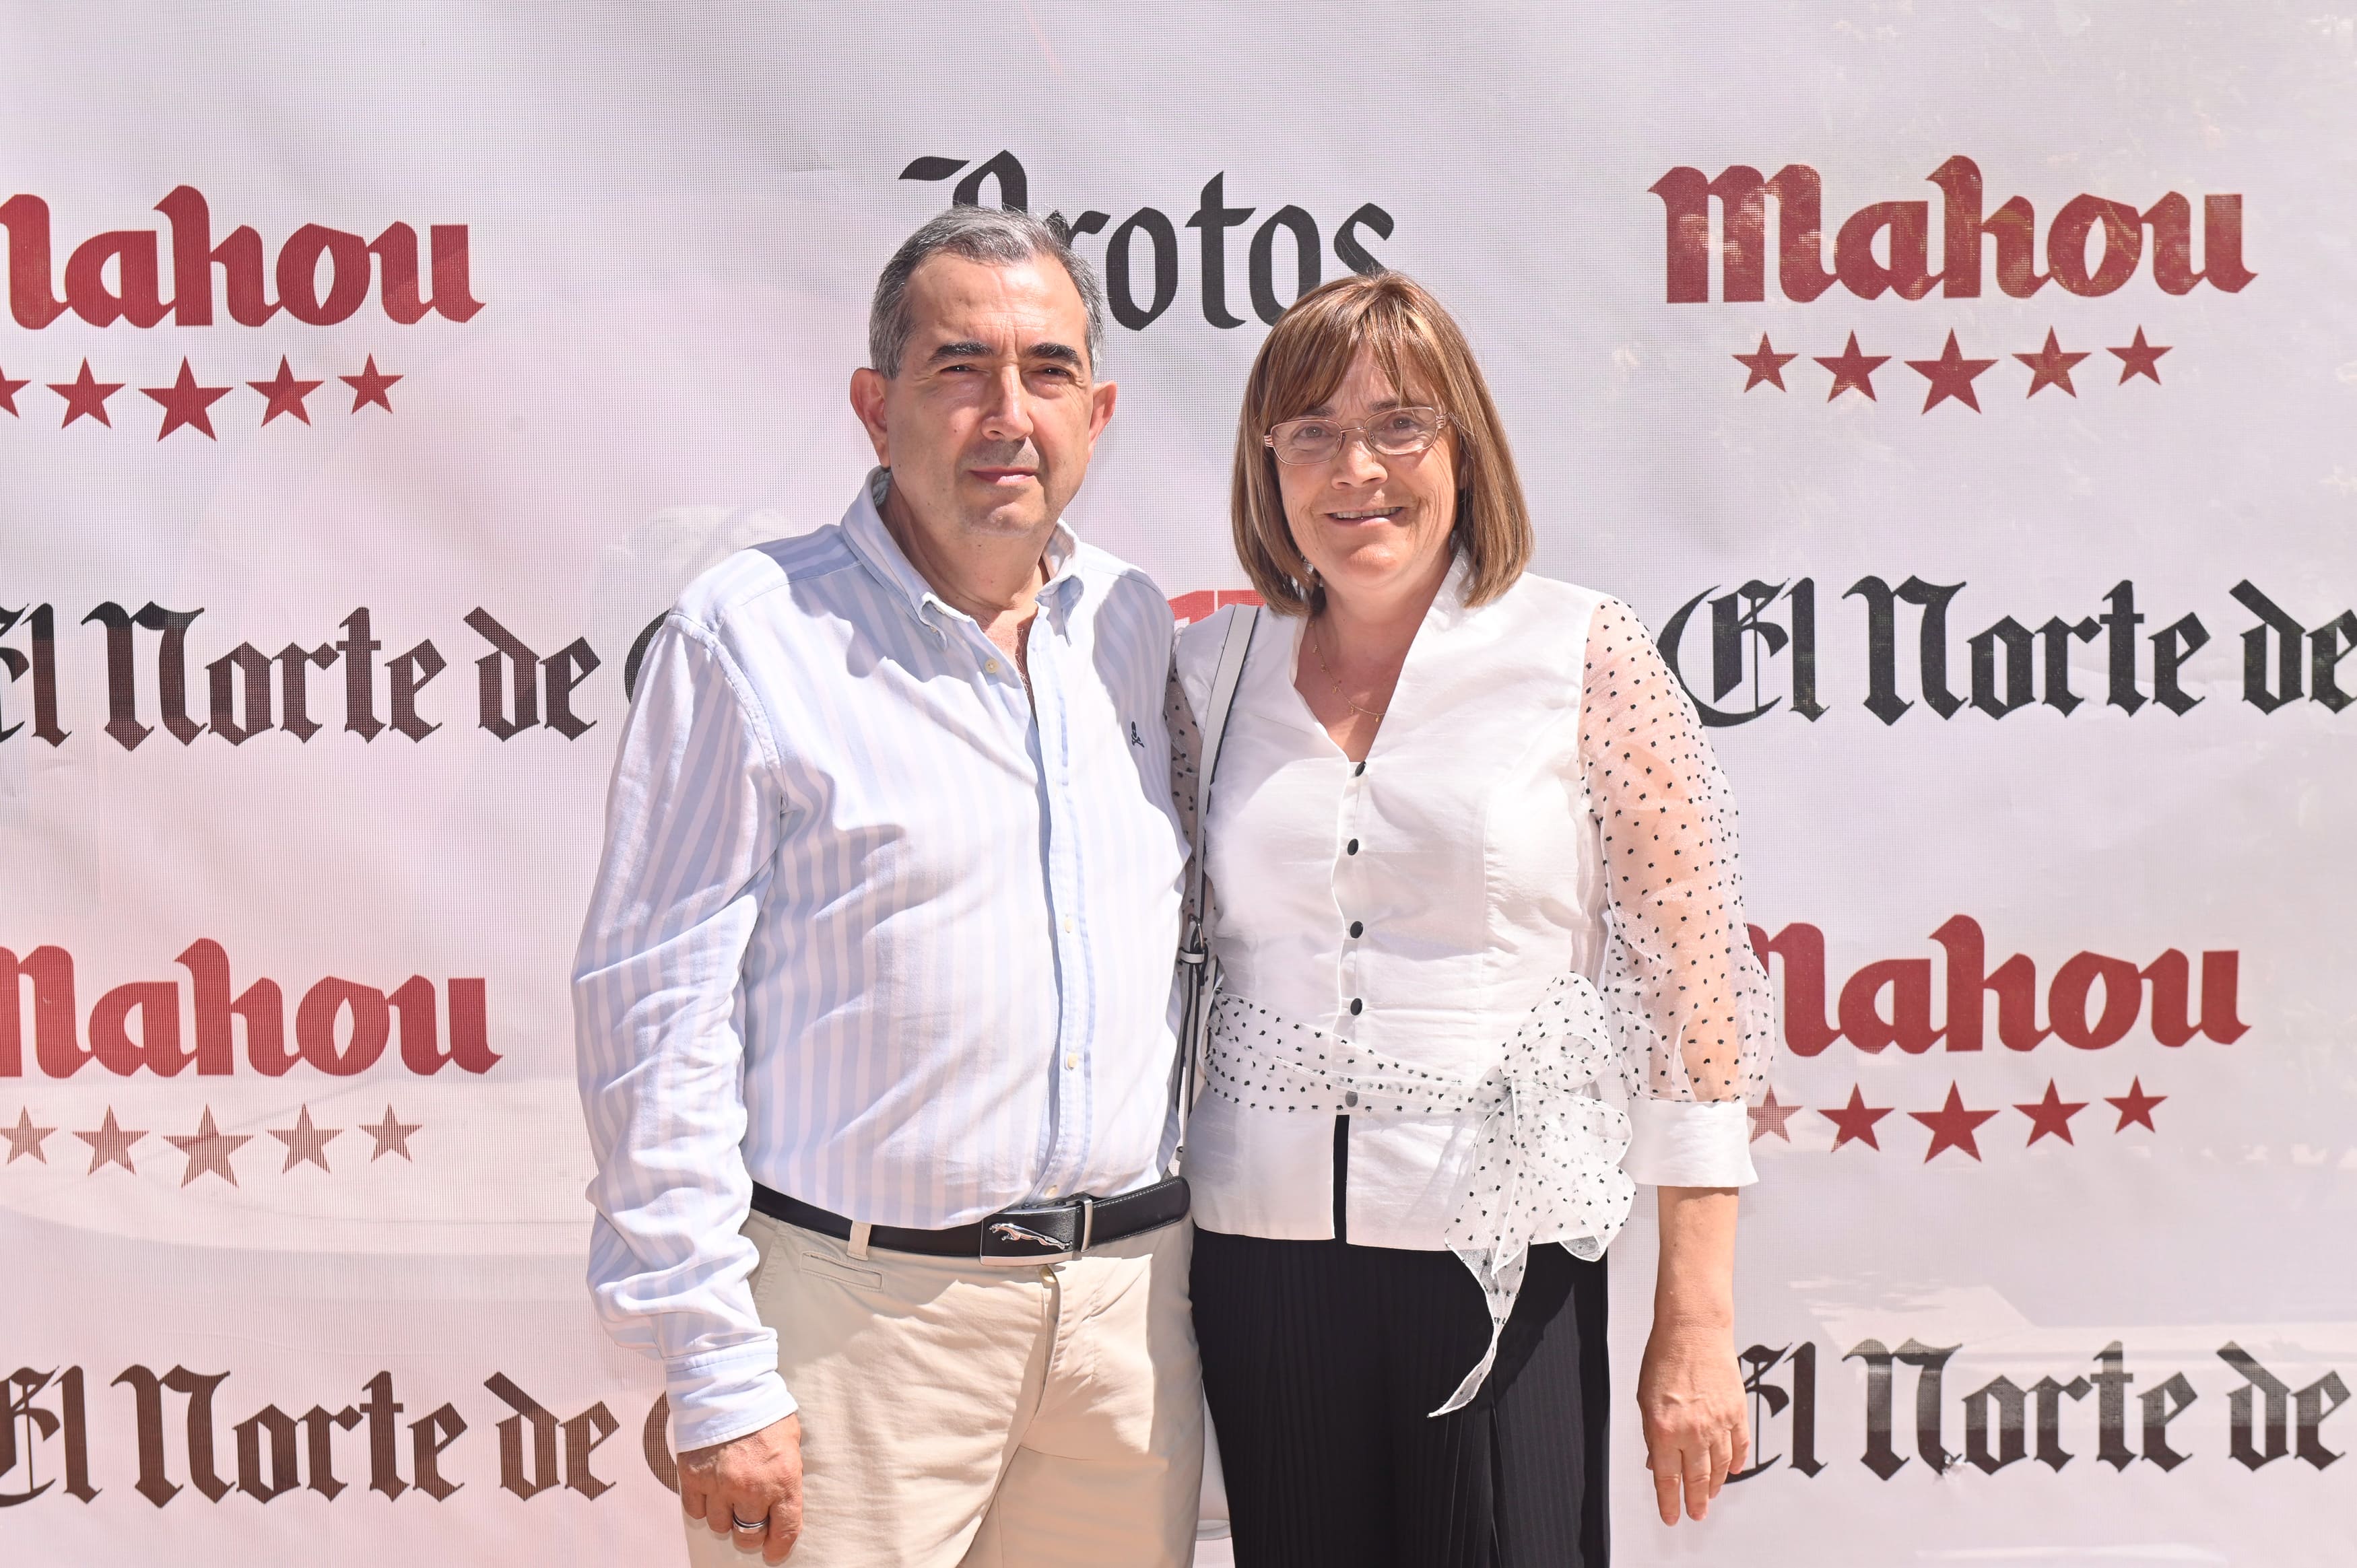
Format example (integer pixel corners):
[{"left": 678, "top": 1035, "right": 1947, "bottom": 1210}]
[{"left": 923, "top": 339, "right": 1087, "bottom": 371}]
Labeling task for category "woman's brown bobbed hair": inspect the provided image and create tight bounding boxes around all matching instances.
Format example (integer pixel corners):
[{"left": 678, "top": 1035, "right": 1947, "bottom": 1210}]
[{"left": 1230, "top": 271, "right": 1534, "bottom": 617}]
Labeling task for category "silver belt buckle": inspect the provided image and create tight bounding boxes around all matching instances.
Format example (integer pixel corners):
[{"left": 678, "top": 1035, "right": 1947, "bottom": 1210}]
[{"left": 981, "top": 1204, "right": 1073, "bottom": 1260}]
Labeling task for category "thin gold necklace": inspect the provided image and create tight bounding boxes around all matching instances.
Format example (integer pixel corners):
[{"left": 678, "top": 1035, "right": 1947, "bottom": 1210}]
[{"left": 1309, "top": 619, "right": 1389, "bottom": 719}]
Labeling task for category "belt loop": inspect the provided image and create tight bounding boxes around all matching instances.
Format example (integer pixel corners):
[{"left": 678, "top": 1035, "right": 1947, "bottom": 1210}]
[
  {"left": 1078, "top": 1195, "right": 1094, "bottom": 1258},
  {"left": 848, "top": 1221, "right": 872, "bottom": 1261}
]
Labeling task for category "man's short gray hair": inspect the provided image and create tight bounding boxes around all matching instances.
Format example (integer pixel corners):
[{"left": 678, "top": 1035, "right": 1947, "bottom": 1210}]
[{"left": 869, "top": 207, "right": 1108, "bottom": 378}]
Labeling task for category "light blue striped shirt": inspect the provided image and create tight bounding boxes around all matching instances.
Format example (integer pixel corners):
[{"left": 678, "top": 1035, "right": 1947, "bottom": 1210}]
[{"left": 572, "top": 471, "right": 1187, "bottom": 1450}]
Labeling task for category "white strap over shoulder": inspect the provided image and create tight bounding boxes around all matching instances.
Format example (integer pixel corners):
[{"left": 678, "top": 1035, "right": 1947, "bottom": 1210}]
[{"left": 1174, "top": 606, "right": 1259, "bottom": 1167}]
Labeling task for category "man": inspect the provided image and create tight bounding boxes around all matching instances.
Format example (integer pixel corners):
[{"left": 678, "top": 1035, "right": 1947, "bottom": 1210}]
[{"left": 574, "top": 207, "right": 1200, "bottom": 1566}]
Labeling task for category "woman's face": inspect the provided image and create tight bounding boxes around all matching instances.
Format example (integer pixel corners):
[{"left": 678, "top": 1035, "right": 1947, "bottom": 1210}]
[{"left": 1275, "top": 348, "right": 1459, "bottom": 615}]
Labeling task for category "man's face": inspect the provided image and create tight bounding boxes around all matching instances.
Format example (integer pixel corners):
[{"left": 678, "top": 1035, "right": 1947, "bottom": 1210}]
[{"left": 852, "top": 253, "right": 1115, "bottom": 547}]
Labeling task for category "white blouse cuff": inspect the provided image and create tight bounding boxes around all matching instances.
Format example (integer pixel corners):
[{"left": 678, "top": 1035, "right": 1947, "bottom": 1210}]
[{"left": 1624, "top": 1097, "right": 1758, "bottom": 1188}]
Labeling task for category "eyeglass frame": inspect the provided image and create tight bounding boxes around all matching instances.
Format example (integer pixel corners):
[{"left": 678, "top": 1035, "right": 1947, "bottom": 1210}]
[{"left": 1262, "top": 406, "right": 1452, "bottom": 466}]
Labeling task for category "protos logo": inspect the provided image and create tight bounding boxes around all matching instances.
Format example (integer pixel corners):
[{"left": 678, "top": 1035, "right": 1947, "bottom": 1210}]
[{"left": 900, "top": 151, "right": 1395, "bottom": 332}]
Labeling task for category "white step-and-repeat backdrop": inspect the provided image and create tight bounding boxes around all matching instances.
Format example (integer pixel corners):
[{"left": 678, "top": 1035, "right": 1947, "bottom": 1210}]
[{"left": 4, "top": 5, "right": 2352, "bottom": 1563}]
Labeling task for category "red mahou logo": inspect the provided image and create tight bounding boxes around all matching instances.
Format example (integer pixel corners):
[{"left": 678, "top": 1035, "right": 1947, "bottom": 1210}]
[
  {"left": 0, "top": 186, "right": 482, "bottom": 329},
  {"left": 1650, "top": 156, "right": 2253, "bottom": 304}
]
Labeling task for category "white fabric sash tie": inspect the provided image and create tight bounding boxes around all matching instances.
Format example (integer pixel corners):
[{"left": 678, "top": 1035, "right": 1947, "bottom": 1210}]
[{"left": 1204, "top": 974, "right": 1638, "bottom": 1414}]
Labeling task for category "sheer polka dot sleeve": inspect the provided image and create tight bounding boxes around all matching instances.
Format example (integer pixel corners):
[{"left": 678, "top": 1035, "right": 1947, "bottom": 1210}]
[{"left": 1579, "top": 599, "right": 1777, "bottom": 1108}]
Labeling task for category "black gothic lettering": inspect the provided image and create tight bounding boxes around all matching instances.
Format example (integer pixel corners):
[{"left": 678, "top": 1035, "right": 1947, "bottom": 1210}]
[
  {"left": 484, "top": 1373, "right": 562, "bottom": 1501},
  {"left": 1185, "top": 174, "right": 1253, "bottom": 329},
  {"left": 362, "top": 1370, "right": 406, "bottom": 1500},
  {"left": 2031, "top": 1373, "right": 2090, "bottom": 1470},
  {"left": 2230, "top": 580, "right": 2304, "bottom": 712},
  {"left": 2150, "top": 613, "right": 2208, "bottom": 714},
  {"left": 337, "top": 609, "right": 385, "bottom": 740},
  {"left": 409, "top": 1402, "right": 467, "bottom": 1501},
  {"left": 2308, "top": 610, "right": 2357, "bottom": 711},
  {"left": 2140, "top": 1371, "right": 2198, "bottom": 1470},
  {"left": 389, "top": 639, "right": 444, "bottom": 741},
  {"left": 542, "top": 636, "right": 601, "bottom": 739},
  {"left": 1248, "top": 205, "right": 1320, "bottom": 325}
]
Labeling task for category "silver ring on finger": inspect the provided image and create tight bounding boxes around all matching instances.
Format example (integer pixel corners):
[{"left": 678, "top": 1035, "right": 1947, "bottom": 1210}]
[{"left": 730, "top": 1512, "right": 767, "bottom": 1533}]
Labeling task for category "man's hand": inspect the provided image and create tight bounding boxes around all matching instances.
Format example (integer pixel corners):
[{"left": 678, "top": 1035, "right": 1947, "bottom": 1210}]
[
  {"left": 679, "top": 1413, "right": 804, "bottom": 1563},
  {"left": 1636, "top": 1322, "right": 1749, "bottom": 1525}
]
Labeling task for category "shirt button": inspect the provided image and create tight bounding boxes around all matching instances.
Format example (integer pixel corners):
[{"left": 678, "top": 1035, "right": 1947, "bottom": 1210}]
[
  {"left": 985, "top": 658, "right": 1001, "bottom": 674},
  {"left": 1349, "top": 920, "right": 1364, "bottom": 938},
  {"left": 1062, "top": 916, "right": 1075, "bottom": 934},
  {"left": 1354, "top": 761, "right": 1366, "bottom": 777},
  {"left": 1044, "top": 1185, "right": 1059, "bottom": 1197},
  {"left": 1350, "top": 998, "right": 1364, "bottom": 1015},
  {"left": 1346, "top": 839, "right": 1359, "bottom": 855},
  {"left": 1064, "top": 1054, "right": 1078, "bottom": 1070}
]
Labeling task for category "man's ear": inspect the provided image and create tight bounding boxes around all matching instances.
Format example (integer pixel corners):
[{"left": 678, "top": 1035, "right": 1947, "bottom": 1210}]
[
  {"left": 1088, "top": 378, "right": 1119, "bottom": 444},
  {"left": 849, "top": 366, "right": 892, "bottom": 465}
]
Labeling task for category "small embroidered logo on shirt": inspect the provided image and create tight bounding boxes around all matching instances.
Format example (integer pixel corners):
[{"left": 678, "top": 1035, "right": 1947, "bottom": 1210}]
[{"left": 1129, "top": 721, "right": 1146, "bottom": 749}]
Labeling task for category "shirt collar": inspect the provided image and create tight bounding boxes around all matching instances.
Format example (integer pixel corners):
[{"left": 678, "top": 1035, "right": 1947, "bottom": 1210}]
[
  {"left": 842, "top": 467, "right": 1086, "bottom": 634},
  {"left": 1424, "top": 548, "right": 1478, "bottom": 633}
]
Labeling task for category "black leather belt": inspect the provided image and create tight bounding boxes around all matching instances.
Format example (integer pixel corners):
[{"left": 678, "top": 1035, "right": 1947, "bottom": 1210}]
[{"left": 750, "top": 1175, "right": 1189, "bottom": 1260}]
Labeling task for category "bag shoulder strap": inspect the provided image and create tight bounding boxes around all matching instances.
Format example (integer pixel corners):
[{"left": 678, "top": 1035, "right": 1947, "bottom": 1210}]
[
  {"left": 1186, "top": 605, "right": 1259, "bottom": 949},
  {"left": 1175, "top": 605, "right": 1259, "bottom": 1156}
]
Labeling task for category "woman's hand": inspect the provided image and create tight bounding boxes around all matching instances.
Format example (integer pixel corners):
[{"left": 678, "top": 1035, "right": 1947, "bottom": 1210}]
[
  {"left": 1641, "top": 1184, "right": 1748, "bottom": 1524},
  {"left": 1636, "top": 1317, "right": 1749, "bottom": 1524}
]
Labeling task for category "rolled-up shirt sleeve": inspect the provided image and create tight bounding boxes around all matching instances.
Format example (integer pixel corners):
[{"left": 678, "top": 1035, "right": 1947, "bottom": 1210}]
[
  {"left": 1578, "top": 599, "right": 1777, "bottom": 1189},
  {"left": 572, "top": 610, "right": 795, "bottom": 1452}
]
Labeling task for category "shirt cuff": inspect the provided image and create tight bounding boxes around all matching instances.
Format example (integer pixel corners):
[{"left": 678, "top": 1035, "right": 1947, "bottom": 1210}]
[
  {"left": 665, "top": 1342, "right": 797, "bottom": 1454},
  {"left": 1624, "top": 1097, "right": 1758, "bottom": 1188}
]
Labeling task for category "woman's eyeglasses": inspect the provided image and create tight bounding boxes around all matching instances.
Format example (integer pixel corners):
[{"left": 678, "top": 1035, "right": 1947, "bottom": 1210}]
[{"left": 1264, "top": 407, "right": 1449, "bottom": 466}]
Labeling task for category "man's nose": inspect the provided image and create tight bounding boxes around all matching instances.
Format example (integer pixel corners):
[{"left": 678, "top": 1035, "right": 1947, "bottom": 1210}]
[{"left": 978, "top": 366, "right": 1035, "bottom": 440}]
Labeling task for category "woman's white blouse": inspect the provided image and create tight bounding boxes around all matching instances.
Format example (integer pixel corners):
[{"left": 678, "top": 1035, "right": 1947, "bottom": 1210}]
[{"left": 1172, "top": 564, "right": 1774, "bottom": 1255}]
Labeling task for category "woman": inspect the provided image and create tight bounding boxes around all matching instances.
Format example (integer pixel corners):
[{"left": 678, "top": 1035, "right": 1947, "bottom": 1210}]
[{"left": 1174, "top": 271, "right": 1775, "bottom": 1565}]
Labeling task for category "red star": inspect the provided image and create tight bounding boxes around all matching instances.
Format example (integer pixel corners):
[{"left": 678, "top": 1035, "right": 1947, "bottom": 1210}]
[
  {"left": 3, "top": 1107, "right": 55, "bottom": 1163},
  {"left": 2109, "top": 327, "right": 2170, "bottom": 384},
  {"left": 340, "top": 355, "right": 401, "bottom": 413},
  {"left": 49, "top": 360, "right": 125, "bottom": 428},
  {"left": 1906, "top": 331, "right": 1999, "bottom": 413},
  {"left": 2106, "top": 1077, "right": 2166, "bottom": 1132},
  {"left": 1814, "top": 333, "right": 1890, "bottom": 402},
  {"left": 2015, "top": 1079, "right": 2090, "bottom": 1146},
  {"left": 248, "top": 357, "right": 325, "bottom": 425},
  {"left": 2014, "top": 329, "right": 2092, "bottom": 399},
  {"left": 1820, "top": 1085, "right": 1893, "bottom": 1152},
  {"left": 360, "top": 1104, "right": 422, "bottom": 1161},
  {"left": 1911, "top": 1083, "right": 2001, "bottom": 1163},
  {"left": 1748, "top": 1087, "right": 1801, "bottom": 1143},
  {"left": 269, "top": 1104, "right": 343, "bottom": 1172},
  {"left": 74, "top": 1107, "right": 147, "bottom": 1173},
  {"left": 1733, "top": 333, "right": 1799, "bottom": 393},
  {"left": 141, "top": 358, "right": 234, "bottom": 442},
  {"left": 166, "top": 1106, "right": 253, "bottom": 1187},
  {"left": 0, "top": 365, "right": 28, "bottom": 417}
]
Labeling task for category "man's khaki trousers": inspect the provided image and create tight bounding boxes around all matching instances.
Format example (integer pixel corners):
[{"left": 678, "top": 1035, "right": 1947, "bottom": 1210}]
[{"left": 683, "top": 1208, "right": 1203, "bottom": 1568}]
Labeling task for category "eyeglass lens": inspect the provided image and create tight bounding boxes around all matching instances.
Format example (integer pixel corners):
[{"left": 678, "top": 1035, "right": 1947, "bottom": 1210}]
[{"left": 1269, "top": 408, "right": 1442, "bottom": 463}]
